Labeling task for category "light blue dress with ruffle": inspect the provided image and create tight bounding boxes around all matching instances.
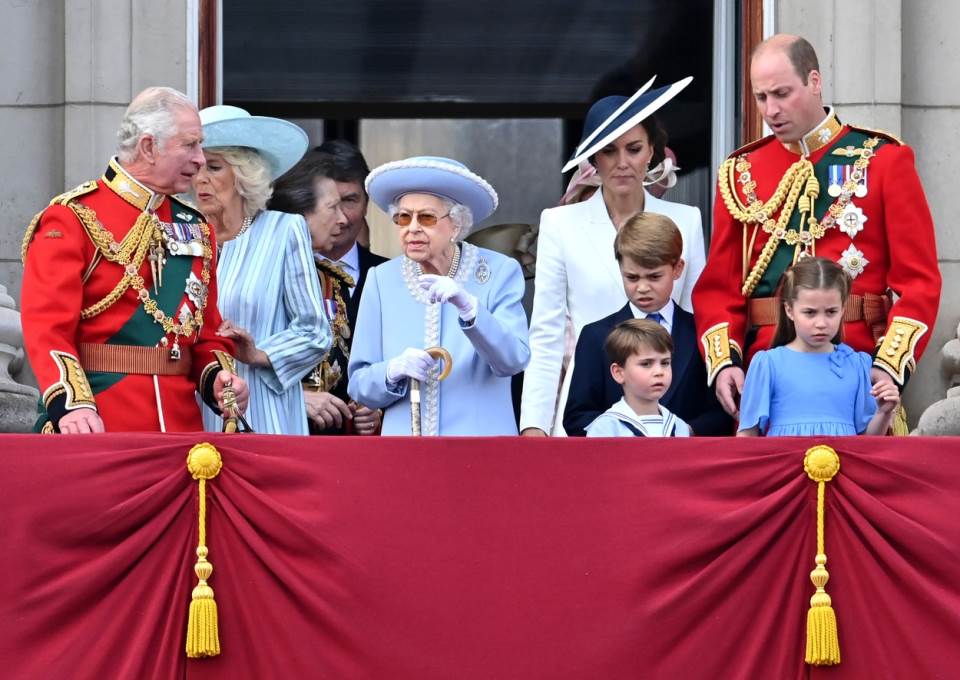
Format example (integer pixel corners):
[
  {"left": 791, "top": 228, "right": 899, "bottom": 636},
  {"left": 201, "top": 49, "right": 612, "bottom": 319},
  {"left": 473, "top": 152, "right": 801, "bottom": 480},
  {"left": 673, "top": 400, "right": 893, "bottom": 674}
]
[{"left": 738, "top": 343, "right": 877, "bottom": 436}]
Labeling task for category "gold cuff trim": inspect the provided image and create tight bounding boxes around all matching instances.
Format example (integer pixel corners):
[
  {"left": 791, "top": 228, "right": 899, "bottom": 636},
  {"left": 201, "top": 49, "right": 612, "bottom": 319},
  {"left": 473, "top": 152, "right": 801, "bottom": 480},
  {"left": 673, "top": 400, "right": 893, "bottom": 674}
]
[
  {"left": 873, "top": 316, "right": 928, "bottom": 385},
  {"left": 212, "top": 350, "right": 237, "bottom": 374},
  {"left": 702, "top": 323, "right": 740, "bottom": 385},
  {"left": 201, "top": 351, "right": 237, "bottom": 389},
  {"left": 49, "top": 350, "right": 96, "bottom": 410}
]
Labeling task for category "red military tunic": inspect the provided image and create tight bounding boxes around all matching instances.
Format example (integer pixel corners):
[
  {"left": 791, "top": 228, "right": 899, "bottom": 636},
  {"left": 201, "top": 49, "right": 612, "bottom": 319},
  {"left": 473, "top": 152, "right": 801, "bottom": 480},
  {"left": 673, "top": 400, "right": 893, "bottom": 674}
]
[
  {"left": 693, "top": 109, "right": 941, "bottom": 388},
  {"left": 21, "top": 157, "right": 235, "bottom": 432}
]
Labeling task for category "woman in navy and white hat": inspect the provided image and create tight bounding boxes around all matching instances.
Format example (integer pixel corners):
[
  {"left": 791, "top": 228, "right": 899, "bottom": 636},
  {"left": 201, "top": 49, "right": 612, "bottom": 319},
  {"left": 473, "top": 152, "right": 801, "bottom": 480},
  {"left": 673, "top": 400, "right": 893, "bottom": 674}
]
[
  {"left": 193, "top": 104, "right": 330, "bottom": 434},
  {"left": 520, "top": 76, "right": 706, "bottom": 437},
  {"left": 347, "top": 156, "right": 530, "bottom": 435}
]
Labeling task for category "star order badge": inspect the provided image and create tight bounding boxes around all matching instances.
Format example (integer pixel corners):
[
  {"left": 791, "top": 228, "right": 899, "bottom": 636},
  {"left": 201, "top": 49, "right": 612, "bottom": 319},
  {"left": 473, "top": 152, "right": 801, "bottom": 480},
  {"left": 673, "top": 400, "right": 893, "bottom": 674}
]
[
  {"left": 185, "top": 271, "right": 207, "bottom": 308},
  {"left": 839, "top": 244, "right": 869, "bottom": 278},
  {"left": 838, "top": 203, "right": 867, "bottom": 238}
]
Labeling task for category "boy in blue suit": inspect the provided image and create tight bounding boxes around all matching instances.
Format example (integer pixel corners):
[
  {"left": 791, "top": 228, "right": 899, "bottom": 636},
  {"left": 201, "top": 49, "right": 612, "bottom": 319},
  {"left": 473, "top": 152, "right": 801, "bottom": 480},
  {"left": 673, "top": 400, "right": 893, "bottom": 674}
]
[{"left": 564, "top": 212, "right": 731, "bottom": 436}]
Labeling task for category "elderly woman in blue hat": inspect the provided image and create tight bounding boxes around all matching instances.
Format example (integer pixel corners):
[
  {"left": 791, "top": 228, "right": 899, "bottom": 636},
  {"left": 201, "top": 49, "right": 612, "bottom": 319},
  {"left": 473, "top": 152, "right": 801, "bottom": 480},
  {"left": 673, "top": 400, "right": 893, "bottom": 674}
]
[
  {"left": 520, "top": 76, "right": 707, "bottom": 437},
  {"left": 193, "top": 105, "right": 330, "bottom": 434},
  {"left": 347, "top": 157, "right": 530, "bottom": 435}
]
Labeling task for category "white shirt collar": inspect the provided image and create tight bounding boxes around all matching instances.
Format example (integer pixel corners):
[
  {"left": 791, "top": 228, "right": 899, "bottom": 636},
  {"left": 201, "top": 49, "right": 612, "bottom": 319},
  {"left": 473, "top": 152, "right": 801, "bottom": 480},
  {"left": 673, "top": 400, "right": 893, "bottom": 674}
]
[
  {"left": 629, "top": 299, "right": 674, "bottom": 332},
  {"left": 316, "top": 242, "right": 360, "bottom": 288}
]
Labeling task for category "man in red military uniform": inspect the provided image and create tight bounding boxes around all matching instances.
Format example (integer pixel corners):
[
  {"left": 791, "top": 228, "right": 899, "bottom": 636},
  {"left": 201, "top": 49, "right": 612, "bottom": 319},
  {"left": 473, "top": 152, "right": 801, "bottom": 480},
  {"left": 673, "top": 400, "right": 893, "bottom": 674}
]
[
  {"left": 21, "top": 86, "right": 249, "bottom": 433},
  {"left": 693, "top": 34, "right": 941, "bottom": 419}
]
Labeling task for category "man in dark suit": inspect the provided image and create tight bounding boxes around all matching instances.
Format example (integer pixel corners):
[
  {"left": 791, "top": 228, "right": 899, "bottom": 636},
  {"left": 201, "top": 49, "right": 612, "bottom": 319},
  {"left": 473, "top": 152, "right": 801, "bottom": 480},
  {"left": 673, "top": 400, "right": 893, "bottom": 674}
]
[
  {"left": 563, "top": 212, "right": 730, "bottom": 436},
  {"left": 314, "top": 140, "right": 389, "bottom": 338},
  {"left": 271, "top": 142, "right": 388, "bottom": 434}
]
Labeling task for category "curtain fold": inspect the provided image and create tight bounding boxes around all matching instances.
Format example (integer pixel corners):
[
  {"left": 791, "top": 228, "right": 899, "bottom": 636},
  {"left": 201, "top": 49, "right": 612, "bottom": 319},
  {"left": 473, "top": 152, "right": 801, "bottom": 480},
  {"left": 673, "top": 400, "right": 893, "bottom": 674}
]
[{"left": 1, "top": 434, "right": 958, "bottom": 680}]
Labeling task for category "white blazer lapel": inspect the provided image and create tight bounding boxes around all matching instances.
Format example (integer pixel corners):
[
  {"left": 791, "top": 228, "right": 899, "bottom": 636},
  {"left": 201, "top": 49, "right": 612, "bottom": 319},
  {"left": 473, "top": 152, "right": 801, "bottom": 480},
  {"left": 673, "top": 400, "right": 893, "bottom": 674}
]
[{"left": 582, "top": 189, "right": 624, "bottom": 292}]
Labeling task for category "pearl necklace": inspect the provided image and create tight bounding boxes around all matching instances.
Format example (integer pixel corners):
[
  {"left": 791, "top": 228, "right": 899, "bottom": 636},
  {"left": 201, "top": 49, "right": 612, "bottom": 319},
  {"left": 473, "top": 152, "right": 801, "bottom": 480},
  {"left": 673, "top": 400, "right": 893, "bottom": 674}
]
[
  {"left": 401, "top": 242, "right": 479, "bottom": 436},
  {"left": 236, "top": 215, "right": 253, "bottom": 237}
]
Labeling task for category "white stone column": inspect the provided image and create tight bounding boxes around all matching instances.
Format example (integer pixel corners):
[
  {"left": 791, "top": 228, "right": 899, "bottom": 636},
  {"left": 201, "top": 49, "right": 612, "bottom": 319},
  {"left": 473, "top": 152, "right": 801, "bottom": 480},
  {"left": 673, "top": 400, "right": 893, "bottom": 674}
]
[
  {"left": 0, "top": 1, "right": 193, "bottom": 428},
  {"left": 902, "top": 0, "right": 960, "bottom": 427}
]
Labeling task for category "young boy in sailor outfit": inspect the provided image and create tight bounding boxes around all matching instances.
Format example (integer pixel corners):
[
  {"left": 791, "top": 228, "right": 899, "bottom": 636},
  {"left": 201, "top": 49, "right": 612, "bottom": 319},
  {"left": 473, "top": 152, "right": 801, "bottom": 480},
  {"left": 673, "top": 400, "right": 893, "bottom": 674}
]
[
  {"left": 585, "top": 318, "right": 689, "bottom": 437},
  {"left": 565, "top": 213, "right": 730, "bottom": 437}
]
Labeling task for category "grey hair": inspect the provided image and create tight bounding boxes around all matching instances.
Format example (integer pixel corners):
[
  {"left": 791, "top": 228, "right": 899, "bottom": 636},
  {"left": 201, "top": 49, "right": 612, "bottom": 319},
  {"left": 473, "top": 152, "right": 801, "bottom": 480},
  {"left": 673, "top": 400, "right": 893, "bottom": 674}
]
[
  {"left": 203, "top": 146, "right": 273, "bottom": 217},
  {"left": 117, "top": 86, "right": 195, "bottom": 163},
  {"left": 388, "top": 197, "right": 474, "bottom": 239}
]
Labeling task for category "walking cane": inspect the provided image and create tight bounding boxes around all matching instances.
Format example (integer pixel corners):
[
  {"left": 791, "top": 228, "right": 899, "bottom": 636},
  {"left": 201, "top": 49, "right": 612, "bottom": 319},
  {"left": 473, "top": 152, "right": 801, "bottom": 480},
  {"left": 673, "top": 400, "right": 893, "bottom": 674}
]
[{"left": 410, "top": 346, "right": 453, "bottom": 436}]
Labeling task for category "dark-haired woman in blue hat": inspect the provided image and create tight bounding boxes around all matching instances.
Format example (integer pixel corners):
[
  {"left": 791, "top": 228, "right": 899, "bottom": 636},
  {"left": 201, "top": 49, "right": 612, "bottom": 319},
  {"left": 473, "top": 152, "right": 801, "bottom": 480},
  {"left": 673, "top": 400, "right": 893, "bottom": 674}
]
[
  {"left": 520, "top": 77, "right": 706, "bottom": 436},
  {"left": 347, "top": 157, "right": 530, "bottom": 435}
]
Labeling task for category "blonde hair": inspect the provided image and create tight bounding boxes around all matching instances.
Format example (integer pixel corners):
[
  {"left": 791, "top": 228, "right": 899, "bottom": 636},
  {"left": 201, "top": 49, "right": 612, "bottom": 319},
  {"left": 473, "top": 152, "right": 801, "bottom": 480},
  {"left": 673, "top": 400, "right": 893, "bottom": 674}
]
[
  {"left": 772, "top": 256, "right": 851, "bottom": 347},
  {"left": 614, "top": 212, "right": 683, "bottom": 268},
  {"left": 204, "top": 146, "right": 273, "bottom": 218},
  {"left": 605, "top": 318, "right": 673, "bottom": 367}
]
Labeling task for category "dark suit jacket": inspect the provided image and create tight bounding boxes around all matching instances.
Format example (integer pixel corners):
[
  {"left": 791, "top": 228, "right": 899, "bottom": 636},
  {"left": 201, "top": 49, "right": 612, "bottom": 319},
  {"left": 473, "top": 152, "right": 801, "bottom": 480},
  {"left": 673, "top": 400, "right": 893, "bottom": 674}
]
[
  {"left": 562, "top": 304, "right": 732, "bottom": 437},
  {"left": 347, "top": 245, "right": 389, "bottom": 333}
]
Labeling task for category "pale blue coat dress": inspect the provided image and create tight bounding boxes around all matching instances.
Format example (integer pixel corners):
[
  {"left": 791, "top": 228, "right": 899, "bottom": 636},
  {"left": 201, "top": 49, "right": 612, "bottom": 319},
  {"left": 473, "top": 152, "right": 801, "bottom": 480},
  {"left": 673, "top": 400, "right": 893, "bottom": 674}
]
[
  {"left": 348, "top": 242, "right": 530, "bottom": 435},
  {"left": 738, "top": 343, "right": 877, "bottom": 436},
  {"left": 202, "top": 210, "right": 330, "bottom": 434}
]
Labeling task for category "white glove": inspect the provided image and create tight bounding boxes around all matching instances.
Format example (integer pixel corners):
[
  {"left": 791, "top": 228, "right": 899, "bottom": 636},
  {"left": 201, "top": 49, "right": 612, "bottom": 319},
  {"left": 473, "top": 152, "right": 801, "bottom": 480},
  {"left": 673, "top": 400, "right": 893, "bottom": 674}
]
[
  {"left": 386, "top": 347, "right": 438, "bottom": 384},
  {"left": 418, "top": 274, "right": 478, "bottom": 322}
]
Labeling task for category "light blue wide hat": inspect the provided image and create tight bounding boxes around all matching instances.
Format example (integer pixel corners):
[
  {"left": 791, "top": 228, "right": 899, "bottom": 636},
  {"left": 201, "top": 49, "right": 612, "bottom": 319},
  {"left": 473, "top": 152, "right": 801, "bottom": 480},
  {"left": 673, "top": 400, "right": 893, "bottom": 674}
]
[
  {"left": 366, "top": 156, "right": 499, "bottom": 224},
  {"left": 199, "top": 105, "right": 308, "bottom": 179},
  {"left": 562, "top": 75, "right": 693, "bottom": 174}
]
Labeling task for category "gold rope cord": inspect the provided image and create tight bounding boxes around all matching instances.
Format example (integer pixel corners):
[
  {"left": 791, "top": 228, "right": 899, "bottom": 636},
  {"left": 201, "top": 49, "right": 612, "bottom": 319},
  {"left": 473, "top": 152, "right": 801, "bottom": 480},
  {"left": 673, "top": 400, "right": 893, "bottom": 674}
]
[
  {"left": 803, "top": 445, "right": 842, "bottom": 666},
  {"left": 185, "top": 443, "right": 223, "bottom": 658}
]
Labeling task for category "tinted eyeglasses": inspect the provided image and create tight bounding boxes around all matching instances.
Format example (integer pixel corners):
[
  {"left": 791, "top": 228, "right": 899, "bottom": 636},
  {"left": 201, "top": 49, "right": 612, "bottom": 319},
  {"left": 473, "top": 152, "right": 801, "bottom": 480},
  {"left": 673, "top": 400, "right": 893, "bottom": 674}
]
[{"left": 392, "top": 210, "right": 451, "bottom": 227}]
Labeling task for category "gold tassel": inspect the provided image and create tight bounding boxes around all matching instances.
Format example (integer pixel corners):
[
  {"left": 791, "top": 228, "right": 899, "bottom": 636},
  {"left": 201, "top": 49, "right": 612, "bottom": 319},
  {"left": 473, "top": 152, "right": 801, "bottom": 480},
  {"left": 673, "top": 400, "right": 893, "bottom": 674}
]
[
  {"left": 186, "top": 443, "right": 223, "bottom": 658},
  {"left": 891, "top": 405, "right": 909, "bottom": 436},
  {"left": 803, "top": 445, "right": 841, "bottom": 666}
]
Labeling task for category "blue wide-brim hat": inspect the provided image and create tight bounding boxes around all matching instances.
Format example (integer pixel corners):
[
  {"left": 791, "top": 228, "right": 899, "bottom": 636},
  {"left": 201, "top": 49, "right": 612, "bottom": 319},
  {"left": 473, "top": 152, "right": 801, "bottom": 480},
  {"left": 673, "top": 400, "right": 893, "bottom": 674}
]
[
  {"left": 366, "top": 156, "right": 499, "bottom": 224},
  {"left": 199, "top": 105, "right": 308, "bottom": 179},
  {"left": 562, "top": 75, "right": 693, "bottom": 174}
]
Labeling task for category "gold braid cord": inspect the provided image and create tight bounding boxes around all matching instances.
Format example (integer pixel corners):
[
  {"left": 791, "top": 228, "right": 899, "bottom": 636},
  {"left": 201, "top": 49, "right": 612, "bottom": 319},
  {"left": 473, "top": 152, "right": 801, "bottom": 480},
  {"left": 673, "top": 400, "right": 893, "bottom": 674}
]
[
  {"left": 307, "top": 262, "right": 355, "bottom": 392},
  {"left": 803, "top": 445, "right": 842, "bottom": 666},
  {"left": 68, "top": 203, "right": 213, "bottom": 341},
  {"left": 186, "top": 443, "right": 223, "bottom": 658},
  {"left": 718, "top": 137, "right": 881, "bottom": 297}
]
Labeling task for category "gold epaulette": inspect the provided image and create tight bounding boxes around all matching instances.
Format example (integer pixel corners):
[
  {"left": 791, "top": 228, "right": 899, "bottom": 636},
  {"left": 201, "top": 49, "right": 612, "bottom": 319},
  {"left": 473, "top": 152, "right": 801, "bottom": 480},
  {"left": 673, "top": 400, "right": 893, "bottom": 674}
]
[
  {"left": 848, "top": 124, "right": 903, "bottom": 146},
  {"left": 21, "top": 180, "right": 99, "bottom": 263},
  {"left": 726, "top": 134, "right": 776, "bottom": 160}
]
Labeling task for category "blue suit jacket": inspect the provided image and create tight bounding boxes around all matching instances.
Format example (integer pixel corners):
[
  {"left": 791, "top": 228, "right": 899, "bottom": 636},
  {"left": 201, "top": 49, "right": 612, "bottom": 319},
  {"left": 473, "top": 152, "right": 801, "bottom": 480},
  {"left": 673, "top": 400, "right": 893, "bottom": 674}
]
[{"left": 562, "top": 304, "right": 732, "bottom": 437}]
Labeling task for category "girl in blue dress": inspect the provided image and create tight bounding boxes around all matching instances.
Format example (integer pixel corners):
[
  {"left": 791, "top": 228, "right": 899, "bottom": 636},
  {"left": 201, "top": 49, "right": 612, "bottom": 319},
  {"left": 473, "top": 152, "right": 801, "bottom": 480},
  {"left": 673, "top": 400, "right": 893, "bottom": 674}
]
[{"left": 737, "top": 257, "right": 899, "bottom": 437}]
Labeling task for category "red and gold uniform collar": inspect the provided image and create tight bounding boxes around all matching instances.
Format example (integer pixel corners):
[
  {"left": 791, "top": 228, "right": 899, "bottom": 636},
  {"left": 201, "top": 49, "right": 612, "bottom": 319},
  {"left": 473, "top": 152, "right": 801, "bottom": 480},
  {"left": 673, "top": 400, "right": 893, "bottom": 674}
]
[
  {"left": 782, "top": 107, "right": 843, "bottom": 157},
  {"left": 102, "top": 157, "right": 167, "bottom": 212}
]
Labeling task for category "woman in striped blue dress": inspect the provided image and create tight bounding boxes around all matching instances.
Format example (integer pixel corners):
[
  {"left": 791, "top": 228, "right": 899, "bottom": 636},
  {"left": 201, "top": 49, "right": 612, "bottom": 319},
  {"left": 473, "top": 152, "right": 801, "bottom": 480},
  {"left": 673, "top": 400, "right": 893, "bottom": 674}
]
[{"left": 193, "top": 105, "right": 330, "bottom": 434}]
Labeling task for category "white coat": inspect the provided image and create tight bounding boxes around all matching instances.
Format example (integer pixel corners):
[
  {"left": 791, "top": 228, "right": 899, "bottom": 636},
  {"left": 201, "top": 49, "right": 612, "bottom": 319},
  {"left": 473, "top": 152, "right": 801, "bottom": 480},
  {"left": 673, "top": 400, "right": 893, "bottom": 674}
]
[{"left": 519, "top": 187, "right": 705, "bottom": 435}]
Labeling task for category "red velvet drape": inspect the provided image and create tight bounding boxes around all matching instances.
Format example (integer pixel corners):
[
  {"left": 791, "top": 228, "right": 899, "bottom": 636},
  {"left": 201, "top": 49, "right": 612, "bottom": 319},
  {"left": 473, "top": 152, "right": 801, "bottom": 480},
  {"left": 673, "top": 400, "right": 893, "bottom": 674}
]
[{"left": 1, "top": 435, "right": 958, "bottom": 679}]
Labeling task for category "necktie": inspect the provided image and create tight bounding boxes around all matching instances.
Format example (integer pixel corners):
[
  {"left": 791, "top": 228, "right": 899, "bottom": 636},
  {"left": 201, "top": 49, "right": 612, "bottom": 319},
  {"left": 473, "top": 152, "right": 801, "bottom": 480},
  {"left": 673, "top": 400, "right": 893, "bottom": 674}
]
[
  {"left": 335, "top": 262, "right": 352, "bottom": 297},
  {"left": 646, "top": 311, "right": 664, "bottom": 325}
]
